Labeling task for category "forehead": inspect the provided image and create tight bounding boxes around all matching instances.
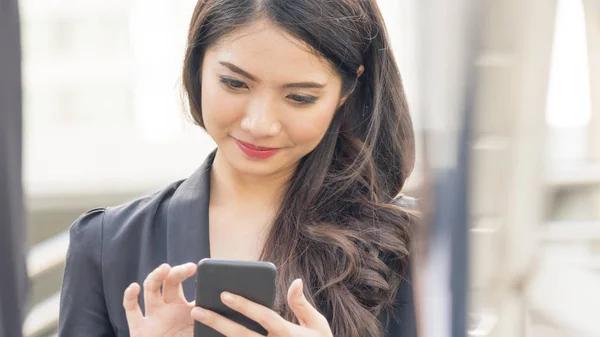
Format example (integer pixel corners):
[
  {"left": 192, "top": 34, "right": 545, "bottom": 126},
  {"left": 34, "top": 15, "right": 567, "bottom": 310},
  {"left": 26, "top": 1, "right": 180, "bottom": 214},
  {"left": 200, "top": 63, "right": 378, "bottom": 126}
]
[{"left": 204, "top": 19, "right": 338, "bottom": 82}]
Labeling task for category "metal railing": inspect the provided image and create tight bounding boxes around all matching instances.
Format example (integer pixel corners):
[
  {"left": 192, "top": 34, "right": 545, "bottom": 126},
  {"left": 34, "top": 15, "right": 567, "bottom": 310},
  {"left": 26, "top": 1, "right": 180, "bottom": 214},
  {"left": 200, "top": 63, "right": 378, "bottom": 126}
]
[{"left": 25, "top": 233, "right": 68, "bottom": 337}]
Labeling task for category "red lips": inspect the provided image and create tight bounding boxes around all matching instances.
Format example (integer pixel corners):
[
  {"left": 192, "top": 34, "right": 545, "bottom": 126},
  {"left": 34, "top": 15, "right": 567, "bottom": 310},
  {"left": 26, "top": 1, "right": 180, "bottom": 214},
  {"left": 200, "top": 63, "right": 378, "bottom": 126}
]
[{"left": 233, "top": 138, "right": 281, "bottom": 159}]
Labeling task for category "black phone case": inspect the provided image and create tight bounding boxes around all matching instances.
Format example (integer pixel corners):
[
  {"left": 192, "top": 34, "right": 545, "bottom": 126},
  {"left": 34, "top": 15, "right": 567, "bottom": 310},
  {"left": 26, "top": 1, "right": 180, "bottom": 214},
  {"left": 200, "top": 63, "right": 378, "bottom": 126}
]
[{"left": 194, "top": 259, "right": 277, "bottom": 337}]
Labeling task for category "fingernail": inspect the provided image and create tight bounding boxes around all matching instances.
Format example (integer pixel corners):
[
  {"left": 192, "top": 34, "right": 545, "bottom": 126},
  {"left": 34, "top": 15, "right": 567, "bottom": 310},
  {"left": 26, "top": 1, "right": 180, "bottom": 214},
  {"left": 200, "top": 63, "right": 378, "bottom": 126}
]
[
  {"left": 296, "top": 279, "right": 305, "bottom": 299},
  {"left": 221, "top": 292, "right": 234, "bottom": 304}
]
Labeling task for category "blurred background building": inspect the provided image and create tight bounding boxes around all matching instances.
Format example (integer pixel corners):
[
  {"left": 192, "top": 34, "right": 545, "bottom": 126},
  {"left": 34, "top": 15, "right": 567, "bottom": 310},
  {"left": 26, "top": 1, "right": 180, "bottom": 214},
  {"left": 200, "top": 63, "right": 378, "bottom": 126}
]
[{"left": 17, "top": 0, "right": 599, "bottom": 336}]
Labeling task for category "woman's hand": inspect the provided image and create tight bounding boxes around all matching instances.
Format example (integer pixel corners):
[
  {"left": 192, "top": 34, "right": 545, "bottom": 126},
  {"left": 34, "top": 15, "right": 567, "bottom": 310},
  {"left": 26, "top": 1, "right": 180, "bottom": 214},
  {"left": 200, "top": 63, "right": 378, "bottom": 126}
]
[
  {"left": 123, "top": 263, "right": 197, "bottom": 337},
  {"left": 191, "top": 279, "right": 334, "bottom": 337}
]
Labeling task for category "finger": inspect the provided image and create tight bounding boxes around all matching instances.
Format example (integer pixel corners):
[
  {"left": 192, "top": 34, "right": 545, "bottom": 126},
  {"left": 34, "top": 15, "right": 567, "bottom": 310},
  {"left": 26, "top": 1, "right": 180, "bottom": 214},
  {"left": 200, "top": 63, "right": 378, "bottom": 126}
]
[
  {"left": 287, "top": 279, "right": 329, "bottom": 329},
  {"left": 191, "top": 307, "right": 264, "bottom": 337},
  {"left": 143, "top": 263, "right": 171, "bottom": 314},
  {"left": 220, "top": 291, "right": 292, "bottom": 335},
  {"left": 123, "top": 283, "right": 144, "bottom": 331},
  {"left": 162, "top": 263, "right": 197, "bottom": 303}
]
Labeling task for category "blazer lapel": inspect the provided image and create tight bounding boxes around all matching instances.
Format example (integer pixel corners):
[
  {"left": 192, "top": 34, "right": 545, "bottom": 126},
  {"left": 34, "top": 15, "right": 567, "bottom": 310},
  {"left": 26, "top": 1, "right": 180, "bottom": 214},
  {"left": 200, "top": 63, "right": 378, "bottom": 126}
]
[{"left": 166, "top": 150, "right": 215, "bottom": 300}]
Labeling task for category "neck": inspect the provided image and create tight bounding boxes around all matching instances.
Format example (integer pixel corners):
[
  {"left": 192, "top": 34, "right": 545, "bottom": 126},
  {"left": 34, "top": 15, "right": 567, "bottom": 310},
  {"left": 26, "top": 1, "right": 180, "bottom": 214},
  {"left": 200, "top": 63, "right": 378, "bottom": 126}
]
[{"left": 210, "top": 150, "right": 294, "bottom": 212}]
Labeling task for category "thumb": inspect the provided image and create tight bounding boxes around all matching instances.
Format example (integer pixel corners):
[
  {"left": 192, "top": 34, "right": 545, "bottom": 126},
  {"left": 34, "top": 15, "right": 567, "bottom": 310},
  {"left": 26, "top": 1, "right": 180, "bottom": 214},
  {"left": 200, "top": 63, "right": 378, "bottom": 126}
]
[{"left": 287, "top": 279, "right": 328, "bottom": 329}]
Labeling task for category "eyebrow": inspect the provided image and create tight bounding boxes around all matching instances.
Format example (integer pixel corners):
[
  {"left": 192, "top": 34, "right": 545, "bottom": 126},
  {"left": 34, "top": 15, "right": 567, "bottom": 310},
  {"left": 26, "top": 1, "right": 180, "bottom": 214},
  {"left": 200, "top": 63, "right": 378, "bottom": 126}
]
[
  {"left": 219, "top": 61, "right": 326, "bottom": 89},
  {"left": 283, "top": 82, "right": 326, "bottom": 89},
  {"left": 219, "top": 62, "right": 257, "bottom": 81}
]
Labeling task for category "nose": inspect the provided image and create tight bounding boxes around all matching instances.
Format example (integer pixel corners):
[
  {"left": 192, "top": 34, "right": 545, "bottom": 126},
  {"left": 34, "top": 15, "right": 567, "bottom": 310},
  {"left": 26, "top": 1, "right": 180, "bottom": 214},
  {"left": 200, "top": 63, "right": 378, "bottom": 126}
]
[{"left": 240, "top": 95, "right": 282, "bottom": 138}]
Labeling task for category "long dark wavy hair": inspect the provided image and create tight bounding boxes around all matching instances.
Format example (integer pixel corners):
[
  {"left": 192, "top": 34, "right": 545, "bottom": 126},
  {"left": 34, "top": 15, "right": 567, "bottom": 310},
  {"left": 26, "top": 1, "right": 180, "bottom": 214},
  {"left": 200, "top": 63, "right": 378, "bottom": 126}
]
[{"left": 182, "top": 0, "right": 416, "bottom": 336}]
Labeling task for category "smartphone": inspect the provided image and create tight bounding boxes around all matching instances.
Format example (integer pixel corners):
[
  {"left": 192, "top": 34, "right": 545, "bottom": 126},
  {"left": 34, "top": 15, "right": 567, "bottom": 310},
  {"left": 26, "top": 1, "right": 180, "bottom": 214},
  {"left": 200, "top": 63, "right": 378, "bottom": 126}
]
[{"left": 194, "top": 258, "right": 277, "bottom": 337}]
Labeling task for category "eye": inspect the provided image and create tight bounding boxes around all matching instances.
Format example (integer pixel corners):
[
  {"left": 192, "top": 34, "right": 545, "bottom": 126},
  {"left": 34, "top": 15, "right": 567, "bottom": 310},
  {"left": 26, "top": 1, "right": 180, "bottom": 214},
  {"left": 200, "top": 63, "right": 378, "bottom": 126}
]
[
  {"left": 287, "top": 94, "right": 317, "bottom": 105},
  {"left": 219, "top": 77, "right": 248, "bottom": 90}
]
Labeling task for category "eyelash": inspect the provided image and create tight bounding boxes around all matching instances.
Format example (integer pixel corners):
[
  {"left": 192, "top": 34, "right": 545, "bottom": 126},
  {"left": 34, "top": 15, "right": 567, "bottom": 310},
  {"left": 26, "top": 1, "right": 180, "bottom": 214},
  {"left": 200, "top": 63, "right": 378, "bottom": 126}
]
[
  {"left": 287, "top": 94, "right": 317, "bottom": 105},
  {"left": 219, "top": 77, "right": 248, "bottom": 89},
  {"left": 219, "top": 76, "right": 318, "bottom": 105}
]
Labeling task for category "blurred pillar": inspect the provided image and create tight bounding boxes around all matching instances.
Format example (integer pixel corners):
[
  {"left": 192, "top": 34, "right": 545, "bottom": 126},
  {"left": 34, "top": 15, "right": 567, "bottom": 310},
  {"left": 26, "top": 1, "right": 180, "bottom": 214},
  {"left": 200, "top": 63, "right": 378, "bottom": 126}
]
[
  {"left": 582, "top": 0, "right": 600, "bottom": 217},
  {"left": 522, "top": 5, "right": 600, "bottom": 335},
  {"left": 468, "top": 0, "right": 556, "bottom": 336},
  {"left": 0, "top": 0, "right": 27, "bottom": 337},
  {"left": 414, "top": 0, "right": 481, "bottom": 336},
  {"left": 415, "top": 0, "right": 556, "bottom": 336}
]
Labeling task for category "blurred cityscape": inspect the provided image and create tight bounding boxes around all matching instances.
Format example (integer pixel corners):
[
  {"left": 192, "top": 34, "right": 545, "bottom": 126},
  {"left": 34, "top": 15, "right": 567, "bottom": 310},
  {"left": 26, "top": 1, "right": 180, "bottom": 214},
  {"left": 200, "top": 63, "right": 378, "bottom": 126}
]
[{"left": 18, "top": 0, "right": 599, "bottom": 336}]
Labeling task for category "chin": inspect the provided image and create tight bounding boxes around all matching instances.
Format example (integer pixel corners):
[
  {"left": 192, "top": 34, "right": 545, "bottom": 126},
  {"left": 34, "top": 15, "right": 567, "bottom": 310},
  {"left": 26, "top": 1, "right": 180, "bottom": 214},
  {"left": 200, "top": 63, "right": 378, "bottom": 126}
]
[{"left": 232, "top": 159, "right": 279, "bottom": 176}]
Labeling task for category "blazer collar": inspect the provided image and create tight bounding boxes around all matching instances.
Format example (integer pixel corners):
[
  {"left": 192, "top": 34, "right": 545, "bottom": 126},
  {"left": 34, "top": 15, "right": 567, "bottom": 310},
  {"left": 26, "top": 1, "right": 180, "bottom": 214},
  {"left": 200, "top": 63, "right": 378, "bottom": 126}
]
[{"left": 166, "top": 149, "right": 216, "bottom": 299}]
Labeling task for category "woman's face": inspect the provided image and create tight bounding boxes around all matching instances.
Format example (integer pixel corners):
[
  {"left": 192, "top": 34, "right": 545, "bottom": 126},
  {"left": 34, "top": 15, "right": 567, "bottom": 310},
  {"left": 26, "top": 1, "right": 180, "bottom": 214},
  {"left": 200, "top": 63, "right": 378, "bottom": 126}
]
[{"left": 200, "top": 19, "right": 344, "bottom": 178}]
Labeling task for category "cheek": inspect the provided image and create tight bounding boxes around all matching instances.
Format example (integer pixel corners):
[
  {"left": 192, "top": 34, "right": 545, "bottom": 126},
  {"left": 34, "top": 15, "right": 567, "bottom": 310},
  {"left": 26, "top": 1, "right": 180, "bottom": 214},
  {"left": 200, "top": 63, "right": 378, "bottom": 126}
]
[
  {"left": 284, "top": 104, "right": 337, "bottom": 147},
  {"left": 201, "top": 82, "right": 243, "bottom": 135}
]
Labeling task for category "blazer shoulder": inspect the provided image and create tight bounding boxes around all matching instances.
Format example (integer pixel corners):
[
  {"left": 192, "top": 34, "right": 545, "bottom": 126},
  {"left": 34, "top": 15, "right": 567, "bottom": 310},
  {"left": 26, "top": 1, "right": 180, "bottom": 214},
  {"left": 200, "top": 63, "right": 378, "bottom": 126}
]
[
  {"left": 67, "top": 207, "right": 107, "bottom": 262},
  {"left": 89, "top": 180, "right": 184, "bottom": 239}
]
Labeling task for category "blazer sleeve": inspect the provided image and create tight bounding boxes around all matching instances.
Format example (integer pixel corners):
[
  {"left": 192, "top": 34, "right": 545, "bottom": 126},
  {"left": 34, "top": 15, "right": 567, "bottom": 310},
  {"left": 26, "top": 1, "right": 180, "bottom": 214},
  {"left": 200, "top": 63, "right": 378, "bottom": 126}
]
[
  {"left": 384, "top": 194, "right": 418, "bottom": 336},
  {"left": 58, "top": 208, "right": 116, "bottom": 337},
  {"left": 384, "top": 264, "right": 417, "bottom": 337}
]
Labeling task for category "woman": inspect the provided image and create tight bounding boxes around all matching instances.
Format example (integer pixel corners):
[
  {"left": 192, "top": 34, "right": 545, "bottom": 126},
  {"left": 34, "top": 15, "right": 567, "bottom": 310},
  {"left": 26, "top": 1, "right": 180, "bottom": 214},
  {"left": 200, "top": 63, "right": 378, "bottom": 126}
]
[{"left": 58, "top": 0, "right": 418, "bottom": 336}]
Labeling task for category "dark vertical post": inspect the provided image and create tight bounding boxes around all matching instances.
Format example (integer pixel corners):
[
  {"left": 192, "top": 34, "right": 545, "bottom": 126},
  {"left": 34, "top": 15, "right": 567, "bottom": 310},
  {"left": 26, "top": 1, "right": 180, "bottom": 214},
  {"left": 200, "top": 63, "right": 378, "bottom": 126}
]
[{"left": 0, "top": 1, "right": 27, "bottom": 336}]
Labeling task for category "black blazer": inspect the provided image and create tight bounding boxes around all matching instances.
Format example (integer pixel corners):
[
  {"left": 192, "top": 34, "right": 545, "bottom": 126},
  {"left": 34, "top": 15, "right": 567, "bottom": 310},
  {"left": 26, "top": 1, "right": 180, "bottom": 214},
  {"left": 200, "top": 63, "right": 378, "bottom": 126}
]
[{"left": 58, "top": 151, "right": 417, "bottom": 337}]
